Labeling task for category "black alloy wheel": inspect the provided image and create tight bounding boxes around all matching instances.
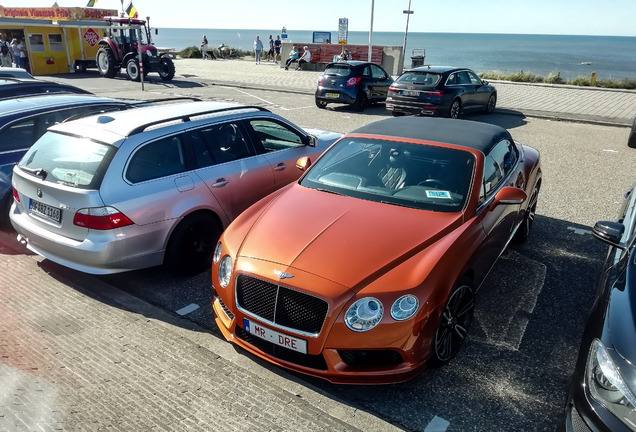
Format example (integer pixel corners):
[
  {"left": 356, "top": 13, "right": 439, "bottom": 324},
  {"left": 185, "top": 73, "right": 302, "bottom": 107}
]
[
  {"left": 315, "top": 99, "right": 327, "bottom": 109},
  {"left": 164, "top": 213, "right": 221, "bottom": 275},
  {"left": 448, "top": 99, "right": 461, "bottom": 119},
  {"left": 486, "top": 93, "right": 497, "bottom": 114},
  {"left": 431, "top": 278, "right": 475, "bottom": 366},
  {"left": 513, "top": 184, "right": 540, "bottom": 243}
]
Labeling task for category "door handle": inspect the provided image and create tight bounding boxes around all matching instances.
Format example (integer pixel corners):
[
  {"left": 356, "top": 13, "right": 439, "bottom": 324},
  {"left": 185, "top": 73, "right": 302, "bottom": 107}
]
[
  {"left": 212, "top": 178, "right": 229, "bottom": 187},
  {"left": 273, "top": 163, "right": 287, "bottom": 172}
]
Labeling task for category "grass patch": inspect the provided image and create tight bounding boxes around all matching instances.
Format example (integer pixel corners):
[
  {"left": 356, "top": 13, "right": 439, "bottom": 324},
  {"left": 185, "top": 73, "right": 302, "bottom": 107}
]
[{"left": 479, "top": 71, "right": 636, "bottom": 89}]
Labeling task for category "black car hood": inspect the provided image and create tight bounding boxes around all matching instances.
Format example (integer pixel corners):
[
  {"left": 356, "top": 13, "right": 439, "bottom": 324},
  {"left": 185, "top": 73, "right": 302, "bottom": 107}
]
[{"left": 607, "top": 253, "right": 636, "bottom": 362}]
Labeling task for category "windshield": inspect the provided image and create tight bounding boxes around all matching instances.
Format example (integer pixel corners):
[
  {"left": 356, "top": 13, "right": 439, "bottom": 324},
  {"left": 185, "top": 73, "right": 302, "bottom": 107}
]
[
  {"left": 18, "top": 131, "right": 116, "bottom": 190},
  {"left": 324, "top": 64, "right": 353, "bottom": 77},
  {"left": 396, "top": 71, "right": 441, "bottom": 86},
  {"left": 300, "top": 137, "right": 475, "bottom": 212}
]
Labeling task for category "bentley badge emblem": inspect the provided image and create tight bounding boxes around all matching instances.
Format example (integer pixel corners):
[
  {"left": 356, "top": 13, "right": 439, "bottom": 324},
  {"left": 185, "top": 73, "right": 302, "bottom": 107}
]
[{"left": 274, "top": 270, "right": 294, "bottom": 279}]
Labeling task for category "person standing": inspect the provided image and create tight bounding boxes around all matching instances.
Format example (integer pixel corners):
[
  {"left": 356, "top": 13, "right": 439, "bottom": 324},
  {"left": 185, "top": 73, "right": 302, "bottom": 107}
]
[
  {"left": 274, "top": 35, "right": 282, "bottom": 65},
  {"left": 253, "top": 36, "right": 264, "bottom": 64},
  {"left": 284, "top": 46, "right": 298, "bottom": 70},
  {"left": 201, "top": 35, "right": 210, "bottom": 60},
  {"left": 267, "top": 35, "right": 275, "bottom": 62},
  {"left": 0, "top": 44, "right": 12, "bottom": 67},
  {"left": 296, "top": 46, "right": 311, "bottom": 71},
  {"left": 17, "top": 39, "right": 28, "bottom": 72}
]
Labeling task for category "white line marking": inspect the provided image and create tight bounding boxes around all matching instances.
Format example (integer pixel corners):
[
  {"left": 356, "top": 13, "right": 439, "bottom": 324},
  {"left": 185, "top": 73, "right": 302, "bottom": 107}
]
[
  {"left": 424, "top": 416, "right": 450, "bottom": 432},
  {"left": 602, "top": 149, "right": 619, "bottom": 153},
  {"left": 176, "top": 303, "right": 200, "bottom": 316},
  {"left": 567, "top": 226, "right": 593, "bottom": 235}
]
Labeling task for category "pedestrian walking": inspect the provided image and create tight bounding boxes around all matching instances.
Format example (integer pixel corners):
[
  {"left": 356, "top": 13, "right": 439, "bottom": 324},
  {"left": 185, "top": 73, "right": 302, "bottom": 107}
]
[
  {"left": 284, "top": 46, "right": 299, "bottom": 70},
  {"left": 274, "top": 35, "right": 281, "bottom": 64},
  {"left": 201, "top": 34, "right": 211, "bottom": 60},
  {"left": 253, "top": 35, "right": 264, "bottom": 64},
  {"left": 267, "top": 35, "right": 275, "bottom": 62}
]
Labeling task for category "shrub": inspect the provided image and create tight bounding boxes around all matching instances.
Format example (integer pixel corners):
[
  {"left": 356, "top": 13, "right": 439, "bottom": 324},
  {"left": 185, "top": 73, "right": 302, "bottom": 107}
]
[
  {"left": 179, "top": 46, "right": 202, "bottom": 59},
  {"left": 479, "top": 71, "right": 633, "bottom": 89}
]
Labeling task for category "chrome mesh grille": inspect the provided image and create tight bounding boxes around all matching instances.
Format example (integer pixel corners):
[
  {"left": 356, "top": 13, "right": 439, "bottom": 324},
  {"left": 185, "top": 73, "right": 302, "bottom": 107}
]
[{"left": 236, "top": 274, "right": 328, "bottom": 334}]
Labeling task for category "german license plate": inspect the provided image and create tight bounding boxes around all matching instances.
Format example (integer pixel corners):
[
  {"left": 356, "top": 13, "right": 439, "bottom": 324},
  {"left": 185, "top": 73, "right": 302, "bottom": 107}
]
[
  {"left": 402, "top": 90, "right": 420, "bottom": 96},
  {"left": 30, "top": 199, "right": 62, "bottom": 223},
  {"left": 325, "top": 92, "right": 339, "bottom": 99},
  {"left": 243, "top": 318, "right": 307, "bottom": 354}
]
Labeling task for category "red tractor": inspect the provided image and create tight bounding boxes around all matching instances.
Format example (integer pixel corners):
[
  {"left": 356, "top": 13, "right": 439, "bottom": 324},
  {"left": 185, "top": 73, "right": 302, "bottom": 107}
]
[{"left": 96, "top": 16, "right": 175, "bottom": 81}]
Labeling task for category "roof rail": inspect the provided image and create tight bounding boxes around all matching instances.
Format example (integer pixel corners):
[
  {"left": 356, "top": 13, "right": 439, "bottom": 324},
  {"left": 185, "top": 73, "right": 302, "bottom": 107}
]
[
  {"left": 127, "top": 105, "right": 271, "bottom": 136},
  {"left": 129, "top": 96, "right": 203, "bottom": 106}
]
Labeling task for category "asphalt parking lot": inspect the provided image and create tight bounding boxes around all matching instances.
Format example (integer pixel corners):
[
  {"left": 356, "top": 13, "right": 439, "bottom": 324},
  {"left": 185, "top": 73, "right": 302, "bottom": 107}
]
[{"left": 2, "top": 71, "right": 635, "bottom": 431}]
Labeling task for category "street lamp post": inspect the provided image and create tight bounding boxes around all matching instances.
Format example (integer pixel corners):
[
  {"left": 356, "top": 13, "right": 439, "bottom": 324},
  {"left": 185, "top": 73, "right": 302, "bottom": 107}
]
[
  {"left": 368, "top": 0, "right": 375, "bottom": 62},
  {"left": 401, "top": 0, "right": 414, "bottom": 74}
]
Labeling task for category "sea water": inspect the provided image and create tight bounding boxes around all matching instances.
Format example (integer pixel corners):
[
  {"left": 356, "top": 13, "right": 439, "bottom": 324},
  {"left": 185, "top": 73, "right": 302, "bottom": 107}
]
[{"left": 152, "top": 28, "right": 636, "bottom": 81}]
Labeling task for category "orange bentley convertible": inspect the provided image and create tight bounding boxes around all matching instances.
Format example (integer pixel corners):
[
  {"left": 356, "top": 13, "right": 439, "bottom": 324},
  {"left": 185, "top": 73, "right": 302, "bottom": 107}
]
[{"left": 211, "top": 117, "right": 542, "bottom": 384}]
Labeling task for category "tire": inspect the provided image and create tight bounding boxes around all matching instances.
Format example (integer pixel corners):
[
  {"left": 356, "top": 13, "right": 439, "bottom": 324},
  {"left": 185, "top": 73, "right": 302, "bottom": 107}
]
[
  {"left": 430, "top": 277, "right": 475, "bottom": 367},
  {"left": 391, "top": 111, "right": 405, "bottom": 117},
  {"left": 513, "top": 183, "right": 540, "bottom": 243},
  {"left": 353, "top": 93, "right": 367, "bottom": 112},
  {"left": 486, "top": 93, "right": 497, "bottom": 114},
  {"left": 1, "top": 193, "right": 12, "bottom": 228},
  {"left": 164, "top": 213, "right": 221, "bottom": 275},
  {"left": 126, "top": 58, "right": 141, "bottom": 82},
  {"left": 158, "top": 57, "right": 175, "bottom": 81},
  {"left": 315, "top": 99, "right": 327, "bottom": 109},
  {"left": 96, "top": 47, "right": 117, "bottom": 78},
  {"left": 448, "top": 99, "right": 461, "bottom": 119}
]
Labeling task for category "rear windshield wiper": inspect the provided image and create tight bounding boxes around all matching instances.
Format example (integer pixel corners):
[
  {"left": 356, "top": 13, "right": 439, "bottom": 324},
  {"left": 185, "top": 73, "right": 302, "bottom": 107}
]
[{"left": 21, "top": 167, "right": 48, "bottom": 180}]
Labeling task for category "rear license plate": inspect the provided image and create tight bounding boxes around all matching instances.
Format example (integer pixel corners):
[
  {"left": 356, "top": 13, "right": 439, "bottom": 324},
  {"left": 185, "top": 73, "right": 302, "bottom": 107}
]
[
  {"left": 243, "top": 318, "right": 307, "bottom": 354},
  {"left": 325, "top": 92, "right": 340, "bottom": 99},
  {"left": 30, "top": 199, "right": 62, "bottom": 223},
  {"left": 402, "top": 90, "right": 420, "bottom": 96}
]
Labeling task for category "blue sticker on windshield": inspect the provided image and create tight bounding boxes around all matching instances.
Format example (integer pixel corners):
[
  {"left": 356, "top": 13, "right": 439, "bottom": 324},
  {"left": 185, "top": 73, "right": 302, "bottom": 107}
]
[{"left": 426, "top": 190, "right": 452, "bottom": 199}]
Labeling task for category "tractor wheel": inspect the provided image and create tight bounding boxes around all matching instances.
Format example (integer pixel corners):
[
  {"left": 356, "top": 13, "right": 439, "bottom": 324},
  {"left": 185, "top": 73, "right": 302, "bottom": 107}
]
[
  {"left": 96, "top": 47, "right": 117, "bottom": 78},
  {"left": 126, "top": 58, "right": 141, "bottom": 82},
  {"left": 158, "top": 56, "right": 175, "bottom": 81}
]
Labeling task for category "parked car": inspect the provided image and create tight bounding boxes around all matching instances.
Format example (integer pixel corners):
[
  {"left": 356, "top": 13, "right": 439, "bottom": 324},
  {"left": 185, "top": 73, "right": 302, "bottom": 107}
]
[
  {"left": 0, "top": 67, "right": 34, "bottom": 79},
  {"left": 562, "top": 182, "right": 636, "bottom": 431},
  {"left": 0, "top": 94, "right": 139, "bottom": 226},
  {"left": 386, "top": 66, "right": 497, "bottom": 119},
  {"left": 10, "top": 102, "right": 342, "bottom": 275},
  {"left": 211, "top": 116, "right": 541, "bottom": 384},
  {"left": 0, "top": 77, "right": 92, "bottom": 100},
  {"left": 314, "top": 61, "right": 393, "bottom": 112},
  {"left": 628, "top": 114, "right": 636, "bottom": 148}
]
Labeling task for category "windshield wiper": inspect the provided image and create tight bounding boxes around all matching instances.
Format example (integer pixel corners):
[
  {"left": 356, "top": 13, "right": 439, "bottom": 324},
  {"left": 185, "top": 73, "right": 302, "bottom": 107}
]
[
  {"left": 316, "top": 187, "right": 344, "bottom": 196},
  {"left": 21, "top": 167, "right": 48, "bottom": 180}
]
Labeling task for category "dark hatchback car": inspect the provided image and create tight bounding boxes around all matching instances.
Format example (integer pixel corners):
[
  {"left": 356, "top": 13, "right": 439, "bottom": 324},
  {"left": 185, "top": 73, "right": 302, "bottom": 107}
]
[
  {"left": 315, "top": 61, "right": 393, "bottom": 112},
  {"left": 0, "top": 77, "right": 92, "bottom": 101},
  {"left": 386, "top": 66, "right": 497, "bottom": 119},
  {"left": 0, "top": 94, "right": 136, "bottom": 225},
  {"left": 563, "top": 182, "right": 636, "bottom": 431}
]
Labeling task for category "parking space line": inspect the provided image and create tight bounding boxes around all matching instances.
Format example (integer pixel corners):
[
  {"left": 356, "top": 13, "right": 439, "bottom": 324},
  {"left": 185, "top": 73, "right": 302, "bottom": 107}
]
[
  {"left": 176, "top": 303, "right": 200, "bottom": 316},
  {"left": 424, "top": 416, "right": 450, "bottom": 432}
]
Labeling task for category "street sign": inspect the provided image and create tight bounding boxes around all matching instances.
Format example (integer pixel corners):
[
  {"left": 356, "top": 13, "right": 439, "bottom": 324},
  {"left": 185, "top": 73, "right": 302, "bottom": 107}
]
[
  {"left": 338, "top": 17, "right": 348, "bottom": 44},
  {"left": 403, "top": 10, "right": 414, "bottom": 14}
]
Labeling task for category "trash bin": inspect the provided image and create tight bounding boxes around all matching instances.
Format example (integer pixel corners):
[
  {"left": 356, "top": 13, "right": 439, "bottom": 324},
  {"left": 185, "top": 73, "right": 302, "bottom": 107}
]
[{"left": 411, "top": 55, "right": 425, "bottom": 68}]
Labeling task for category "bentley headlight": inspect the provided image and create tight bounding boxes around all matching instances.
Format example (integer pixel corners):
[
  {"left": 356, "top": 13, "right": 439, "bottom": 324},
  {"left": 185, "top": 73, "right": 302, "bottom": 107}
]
[
  {"left": 218, "top": 255, "right": 232, "bottom": 287},
  {"left": 345, "top": 297, "right": 383, "bottom": 332},
  {"left": 586, "top": 339, "right": 636, "bottom": 428},
  {"left": 213, "top": 242, "right": 222, "bottom": 264},
  {"left": 390, "top": 295, "right": 419, "bottom": 320}
]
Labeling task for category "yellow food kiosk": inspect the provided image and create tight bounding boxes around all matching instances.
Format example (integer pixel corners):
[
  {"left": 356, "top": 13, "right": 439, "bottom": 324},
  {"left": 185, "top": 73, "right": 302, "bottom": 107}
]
[{"left": 0, "top": 5, "right": 118, "bottom": 75}]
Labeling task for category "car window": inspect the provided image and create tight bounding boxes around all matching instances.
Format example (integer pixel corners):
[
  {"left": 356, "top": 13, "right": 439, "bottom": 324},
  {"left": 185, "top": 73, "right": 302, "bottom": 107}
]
[
  {"left": 446, "top": 73, "right": 458, "bottom": 85},
  {"left": 456, "top": 71, "right": 471, "bottom": 85},
  {"left": 188, "top": 129, "right": 215, "bottom": 168},
  {"left": 324, "top": 64, "right": 353, "bottom": 77},
  {"left": 362, "top": 65, "right": 372, "bottom": 77},
  {"left": 370, "top": 64, "right": 386, "bottom": 79},
  {"left": 397, "top": 71, "right": 440, "bottom": 85},
  {"left": 467, "top": 71, "right": 482, "bottom": 85},
  {"left": 247, "top": 119, "right": 304, "bottom": 152},
  {"left": 127, "top": 135, "right": 187, "bottom": 183},
  {"left": 480, "top": 139, "right": 518, "bottom": 202},
  {"left": 0, "top": 118, "right": 37, "bottom": 152},
  {"left": 196, "top": 122, "right": 251, "bottom": 165}
]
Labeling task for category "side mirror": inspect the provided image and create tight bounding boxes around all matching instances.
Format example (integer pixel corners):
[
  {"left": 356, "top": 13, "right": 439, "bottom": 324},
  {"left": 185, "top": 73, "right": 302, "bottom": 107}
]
[
  {"left": 490, "top": 186, "right": 527, "bottom": 209},
  {"left": 307, "top": 135, "right": 317, "bottom": 147},
  {"left": 592, "top": 221, "right": 626, "bottom": 249},
  {"left": 296, "top": 156, "right": 311, "bottom": 171}
]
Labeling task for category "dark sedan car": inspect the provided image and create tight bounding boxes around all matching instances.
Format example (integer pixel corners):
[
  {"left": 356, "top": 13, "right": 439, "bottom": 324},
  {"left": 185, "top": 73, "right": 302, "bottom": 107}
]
[
  {"left": 563, "top": 182, "right": 636, "bottom": 431},
  {"left": 628, "top": 114, "right": 636, "bottom": 148},
  {"left": 0, "top": 94, "right": 135, "bottom": 225},
  {"left": 315, "top": 61, "right": 393, "bottom": 112},
  {"left": 0, "top": 77, "right": 92, "bottom": 101},
  {"left": 386, "top": 66, "right": 497, "bottom": 119}
]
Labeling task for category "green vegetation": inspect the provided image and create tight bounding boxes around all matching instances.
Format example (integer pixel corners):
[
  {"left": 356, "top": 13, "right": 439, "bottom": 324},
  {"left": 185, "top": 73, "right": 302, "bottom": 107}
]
[
  {"left": 178, "top": 46, "right": 253, "bottom": 60},
  {"left": 479, "top": 71, "right": 636, "bottom": 90}
]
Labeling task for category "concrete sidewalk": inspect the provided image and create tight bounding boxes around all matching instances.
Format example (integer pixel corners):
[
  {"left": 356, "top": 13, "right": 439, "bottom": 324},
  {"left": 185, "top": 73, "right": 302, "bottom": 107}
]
[
  {"left": 172, "top": 57, "right": 636, "bottom": 126},
  {"left": 0, "top": 229, "right": 399, "bottom": 431}
]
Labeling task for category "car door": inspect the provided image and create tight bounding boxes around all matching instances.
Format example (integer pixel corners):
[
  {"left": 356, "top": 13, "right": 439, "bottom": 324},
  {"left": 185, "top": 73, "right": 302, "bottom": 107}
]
[
  {"left": 189, "top": 122, "right": 276, "bottom": 222},
  {"left": 467, "top": 70, "right": 491, "bottom": 106},
  {"left": 454, "top": 70, "right": 479, "bottom": 108},
  {"left": 244, "top": 118, "right": 315, "bottom": 188},
  {"left": 367, "top": 64, "right": 392, "bottom": 101}
]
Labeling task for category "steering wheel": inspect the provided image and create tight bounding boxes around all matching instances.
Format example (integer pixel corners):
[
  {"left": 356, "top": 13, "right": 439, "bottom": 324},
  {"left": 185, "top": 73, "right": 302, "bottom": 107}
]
[{"left": 419, "top": 179, "right": 446, "bottom": 188}]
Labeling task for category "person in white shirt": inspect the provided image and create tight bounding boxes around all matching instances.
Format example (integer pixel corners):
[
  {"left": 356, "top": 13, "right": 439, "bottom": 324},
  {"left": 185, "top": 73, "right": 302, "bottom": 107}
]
[{"left": 296, "top": 46, "right": 311, "bottom": 71}]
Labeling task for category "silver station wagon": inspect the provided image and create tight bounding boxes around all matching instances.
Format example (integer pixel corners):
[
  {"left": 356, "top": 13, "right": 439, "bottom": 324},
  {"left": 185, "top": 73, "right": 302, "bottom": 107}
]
[{"left": 10, "top": 102, "right": 342, "bottom": 275}]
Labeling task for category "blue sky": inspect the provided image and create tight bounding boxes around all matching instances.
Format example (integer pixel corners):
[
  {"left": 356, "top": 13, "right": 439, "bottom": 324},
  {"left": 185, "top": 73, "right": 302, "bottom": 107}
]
[{"left": 5, "top": 0, "right": 636, "bottom": 36}]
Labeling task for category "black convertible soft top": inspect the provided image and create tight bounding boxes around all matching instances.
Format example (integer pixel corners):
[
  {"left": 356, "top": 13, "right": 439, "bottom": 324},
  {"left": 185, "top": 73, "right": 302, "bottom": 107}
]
[{"left": 351, "top": 117, "right": 513, "bottom": 154}]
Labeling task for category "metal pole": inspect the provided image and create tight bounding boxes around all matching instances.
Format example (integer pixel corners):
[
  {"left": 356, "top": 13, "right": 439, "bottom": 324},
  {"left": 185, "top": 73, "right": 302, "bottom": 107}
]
[
  {"left": 368, "top": 0, "right": 374, "bottom": 62},
  {"left": 401, "top": 0, "right": 413, "bottom": 75}
]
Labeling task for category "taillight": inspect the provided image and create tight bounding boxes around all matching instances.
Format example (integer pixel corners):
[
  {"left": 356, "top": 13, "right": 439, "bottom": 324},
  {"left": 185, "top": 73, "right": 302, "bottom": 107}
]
[
  {"left": 73, "top": 206, "right": 133, "bottom": 230},
  {"left": 388, "top": 86, "right": 398, "bottom": 93},
  {"left": 12, "top": 187, "right": 20, "bottom": 203},
  {"left": 346, "top": 77, "right": 361, "bottom": 86},
  {"left": 422, "top": 90, "right": 444, "bottom": 97},
  {"left": 318, "top": 76, "right": 324, "bottom": 85}
]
